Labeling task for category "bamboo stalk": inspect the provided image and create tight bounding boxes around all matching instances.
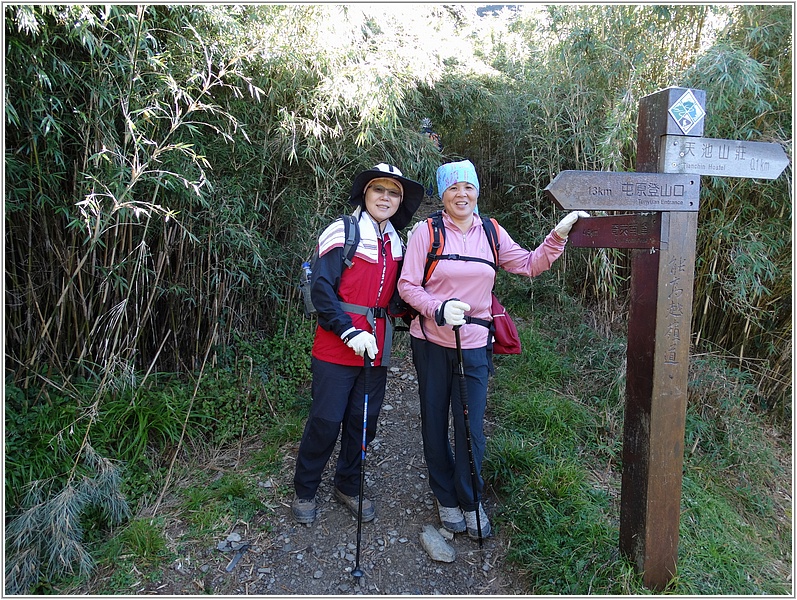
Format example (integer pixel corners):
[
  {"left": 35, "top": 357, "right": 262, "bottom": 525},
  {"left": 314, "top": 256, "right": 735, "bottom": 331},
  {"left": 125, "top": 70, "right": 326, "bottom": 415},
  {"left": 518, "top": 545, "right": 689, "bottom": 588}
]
[{"left": 152, "top": 321, "right": 218, "bottom": 516}]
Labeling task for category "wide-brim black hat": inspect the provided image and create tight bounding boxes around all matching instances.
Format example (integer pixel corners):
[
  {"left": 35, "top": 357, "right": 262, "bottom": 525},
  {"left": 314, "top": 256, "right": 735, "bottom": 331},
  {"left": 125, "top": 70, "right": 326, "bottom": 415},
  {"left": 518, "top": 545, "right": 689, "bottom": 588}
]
[{"left": 348, "top": 163, "right": 424, "bottom": 231}]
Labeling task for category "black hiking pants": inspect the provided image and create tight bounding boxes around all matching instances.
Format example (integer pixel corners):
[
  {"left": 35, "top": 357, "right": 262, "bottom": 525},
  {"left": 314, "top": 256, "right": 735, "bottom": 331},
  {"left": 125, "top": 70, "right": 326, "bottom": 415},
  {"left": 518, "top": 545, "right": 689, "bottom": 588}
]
[
  {"left": 293, "top": 357, "right": 387, "bottom": 499},
  {"left": 410, "top": 336, "right": 489, "bottom": 512}
]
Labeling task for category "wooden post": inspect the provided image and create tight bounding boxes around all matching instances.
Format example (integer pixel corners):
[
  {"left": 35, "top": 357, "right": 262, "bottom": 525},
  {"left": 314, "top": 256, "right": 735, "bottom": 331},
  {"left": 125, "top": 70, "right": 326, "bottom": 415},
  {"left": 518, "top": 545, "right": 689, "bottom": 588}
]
[
  {"left": 619, "top": 87, "right": 703, "bottom": 589},
  {"left": 549, "top": 86, "right": 786, "bottom": 590}
]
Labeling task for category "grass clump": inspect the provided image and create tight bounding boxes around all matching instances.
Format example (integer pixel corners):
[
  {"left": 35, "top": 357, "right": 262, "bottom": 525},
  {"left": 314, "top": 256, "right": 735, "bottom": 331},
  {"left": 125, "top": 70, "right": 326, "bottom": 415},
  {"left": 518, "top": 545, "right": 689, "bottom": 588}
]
[
  {"left": 89, "top": 518, "right": 171, "bottom": 595},
  {"left": 484, "top": 289, "right": 791, "bottom": 595},
  {"left": 675, "top": 351, "right": 791, "bottom": 594},
  {"left": 102, "top": 518, "right": 170, "bottom": 565},
  {"left": 486, "top": 313, "right": 635, "bottom": 594},
  {"left": 178, "top": 472, "right": 268, "bottom": 538},
  {"left": 677, "top": 476, "right": 790, "bottom": 595}
]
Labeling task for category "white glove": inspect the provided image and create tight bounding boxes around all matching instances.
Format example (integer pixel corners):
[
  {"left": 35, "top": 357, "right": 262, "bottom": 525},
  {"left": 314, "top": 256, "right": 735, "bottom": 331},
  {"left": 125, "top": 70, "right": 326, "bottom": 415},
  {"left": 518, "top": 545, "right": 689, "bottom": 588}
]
[
  {"left": 555, "top": 211, "right": 590, "bottom": 239},
  {"left": 405, "top": 219, "right": 425, "bottom": 243},
  {"left": 436, "top": 299, "right": 470, "bottom": 326},
  {"left": 345, "top": 330, "right": 378, "bottom": 360}
]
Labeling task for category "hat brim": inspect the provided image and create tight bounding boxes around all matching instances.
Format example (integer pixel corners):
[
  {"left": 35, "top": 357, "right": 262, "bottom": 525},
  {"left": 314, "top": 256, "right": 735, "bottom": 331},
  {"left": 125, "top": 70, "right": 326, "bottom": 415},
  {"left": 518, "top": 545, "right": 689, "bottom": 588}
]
[{"left": 348, "top": 169, "right": 425, "bottom": 231}]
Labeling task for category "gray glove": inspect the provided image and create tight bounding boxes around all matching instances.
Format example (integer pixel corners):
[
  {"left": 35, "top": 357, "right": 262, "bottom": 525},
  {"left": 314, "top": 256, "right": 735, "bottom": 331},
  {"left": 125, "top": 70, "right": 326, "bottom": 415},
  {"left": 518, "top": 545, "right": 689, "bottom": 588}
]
[{"left": 555, "top": 211, "right": 590, "bottom": 239}]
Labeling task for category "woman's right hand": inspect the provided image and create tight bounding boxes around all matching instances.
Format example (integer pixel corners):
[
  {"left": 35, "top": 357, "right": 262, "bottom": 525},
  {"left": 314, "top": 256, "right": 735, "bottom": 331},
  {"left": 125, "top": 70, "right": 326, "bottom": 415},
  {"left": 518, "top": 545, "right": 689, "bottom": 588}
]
[
  {"left": 555, "top": 210, "right": 590, "bottom": 239},
  {"left": 435, "top": 299, "right": 471, "bottom": 326},
  {"left": 345, "top": 330, "right": 378, "bottom": 359}
]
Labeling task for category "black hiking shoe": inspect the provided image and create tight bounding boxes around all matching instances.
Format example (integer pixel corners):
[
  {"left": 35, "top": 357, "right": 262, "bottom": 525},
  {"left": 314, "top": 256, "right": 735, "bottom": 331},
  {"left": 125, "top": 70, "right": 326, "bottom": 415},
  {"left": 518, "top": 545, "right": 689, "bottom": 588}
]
[{"left": 292, "top": 495, "right": 316, "bottom": 524}]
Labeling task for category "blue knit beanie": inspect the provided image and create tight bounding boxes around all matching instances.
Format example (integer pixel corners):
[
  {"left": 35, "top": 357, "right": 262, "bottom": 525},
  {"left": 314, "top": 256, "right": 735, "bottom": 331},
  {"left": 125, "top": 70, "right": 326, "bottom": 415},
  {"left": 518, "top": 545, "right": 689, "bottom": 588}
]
[{"left": 436, "top": 160, "right": 480, "bottom": 198}]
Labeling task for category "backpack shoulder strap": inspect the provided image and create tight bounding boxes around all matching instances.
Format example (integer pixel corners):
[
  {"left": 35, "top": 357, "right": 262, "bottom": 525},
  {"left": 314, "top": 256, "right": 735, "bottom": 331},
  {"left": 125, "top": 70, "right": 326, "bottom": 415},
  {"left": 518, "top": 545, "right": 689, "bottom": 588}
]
[
  {"left": 422, "top": 211, "right": 445, "bottom": 286},
  {"left": 422, "top": 211, "right": 503, "bottom": 286},
  {"left": 481, "top": 216, "right": 500, "bottom": 266},
  {"left": 341, "top": 215, "right": 359, "bottom": 269}
]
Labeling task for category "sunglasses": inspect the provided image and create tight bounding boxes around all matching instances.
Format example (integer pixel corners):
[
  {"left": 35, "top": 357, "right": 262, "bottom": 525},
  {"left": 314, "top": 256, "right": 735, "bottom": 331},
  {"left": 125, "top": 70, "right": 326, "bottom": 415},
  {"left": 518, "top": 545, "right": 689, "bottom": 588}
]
[{"left": 366, "top": 183, "right": 402, "bottom": 201}]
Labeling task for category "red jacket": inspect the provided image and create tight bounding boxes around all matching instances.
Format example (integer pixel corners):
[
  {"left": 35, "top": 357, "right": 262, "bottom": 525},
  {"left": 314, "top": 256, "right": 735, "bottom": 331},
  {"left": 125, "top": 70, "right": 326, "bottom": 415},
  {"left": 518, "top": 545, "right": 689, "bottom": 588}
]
[{"left": 311, "top": 213, "right": 402, "bottom": 367}]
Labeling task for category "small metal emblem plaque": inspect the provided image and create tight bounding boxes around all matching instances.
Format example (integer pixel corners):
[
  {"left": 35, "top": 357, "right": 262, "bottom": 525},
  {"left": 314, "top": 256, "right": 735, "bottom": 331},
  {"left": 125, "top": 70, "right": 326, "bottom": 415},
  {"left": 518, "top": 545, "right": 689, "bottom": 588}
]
[{"left": 668, "top": 89, "right": 706, "bottom": 135}]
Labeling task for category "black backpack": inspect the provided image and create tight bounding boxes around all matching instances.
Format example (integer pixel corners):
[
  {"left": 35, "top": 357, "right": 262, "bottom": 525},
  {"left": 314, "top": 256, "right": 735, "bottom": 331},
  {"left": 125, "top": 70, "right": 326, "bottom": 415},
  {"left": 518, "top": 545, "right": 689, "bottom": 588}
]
[{"left": 299, "top": 215, "right": 359, "bottom": 318}]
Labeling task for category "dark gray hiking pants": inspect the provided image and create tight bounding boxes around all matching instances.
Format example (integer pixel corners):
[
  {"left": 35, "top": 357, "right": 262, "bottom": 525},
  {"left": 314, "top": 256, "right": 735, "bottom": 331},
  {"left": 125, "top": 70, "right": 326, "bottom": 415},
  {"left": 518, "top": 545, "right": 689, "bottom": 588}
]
[{"left": 410, "top": 336, "right": 489, "bottom": 512}]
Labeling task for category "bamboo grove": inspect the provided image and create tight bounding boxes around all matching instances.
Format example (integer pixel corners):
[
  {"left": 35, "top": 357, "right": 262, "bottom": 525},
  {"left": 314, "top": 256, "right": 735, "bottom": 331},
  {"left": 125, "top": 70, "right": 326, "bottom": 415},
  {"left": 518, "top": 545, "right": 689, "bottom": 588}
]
[
  {"left": 7, "top": 4, "right": 789, "bottom": 420},
  {"left": 3, "top": 4, "right": 792, "bottom": 592}
]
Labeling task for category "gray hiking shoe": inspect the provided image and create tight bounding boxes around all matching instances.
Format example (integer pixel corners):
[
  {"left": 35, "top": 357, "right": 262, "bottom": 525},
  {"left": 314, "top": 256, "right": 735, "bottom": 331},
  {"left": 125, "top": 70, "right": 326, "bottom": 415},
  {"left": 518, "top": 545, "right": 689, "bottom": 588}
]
[
  {"left": 292, "top": 495, "right": 316, "bottom": 524},
  {"left": 437, "top": 501, "right": 466, "bottom": 533},
  {"left": 464, "top": 503, "right": 492, "bottom": 540},
  {"left": 334, "top": 487, "right": 375, "bottom": 522}
]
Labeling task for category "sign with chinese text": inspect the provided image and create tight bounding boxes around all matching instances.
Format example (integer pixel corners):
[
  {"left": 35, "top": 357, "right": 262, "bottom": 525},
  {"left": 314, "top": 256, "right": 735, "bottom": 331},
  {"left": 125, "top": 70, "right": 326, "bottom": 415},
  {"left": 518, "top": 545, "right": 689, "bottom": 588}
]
[
  {"left": 661, "top": 135, "right": 789, "bottom": 180},
  {"left": 545, "top": 171, "right": 699, "bottom": 212},
  {"left": 568, "top": 213, "right": 661, "bottom": 249}
]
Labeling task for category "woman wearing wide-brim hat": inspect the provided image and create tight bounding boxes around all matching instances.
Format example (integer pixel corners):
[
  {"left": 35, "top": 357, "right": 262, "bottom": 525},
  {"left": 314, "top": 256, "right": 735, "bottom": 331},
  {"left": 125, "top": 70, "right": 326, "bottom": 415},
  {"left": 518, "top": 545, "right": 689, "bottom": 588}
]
[{"left": 292, "top": 163, "right": 424, "bottom": 524}]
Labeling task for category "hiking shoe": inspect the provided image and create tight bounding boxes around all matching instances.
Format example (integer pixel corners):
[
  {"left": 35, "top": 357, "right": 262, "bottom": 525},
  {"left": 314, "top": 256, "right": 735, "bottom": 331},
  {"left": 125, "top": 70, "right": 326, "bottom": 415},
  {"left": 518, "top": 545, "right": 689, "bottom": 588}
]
[
  {"left": 464, "top": 504, "right": 492, "bottom": 540},
  {"left": 292, "top": 495, "right": 316, "bottom": 524},
  {"left": 437, "top": 501, "right": 466, "bottom": 533},
  {"left": 334, "top": 487, "right": 375, "bottom": 522}
]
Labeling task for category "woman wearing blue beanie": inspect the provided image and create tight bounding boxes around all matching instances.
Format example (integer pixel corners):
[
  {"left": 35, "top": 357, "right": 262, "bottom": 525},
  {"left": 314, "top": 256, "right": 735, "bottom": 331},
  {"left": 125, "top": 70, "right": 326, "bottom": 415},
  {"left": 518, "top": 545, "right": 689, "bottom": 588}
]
[{"left": 399, "top": 159, "right": 588, "bottom": 540}]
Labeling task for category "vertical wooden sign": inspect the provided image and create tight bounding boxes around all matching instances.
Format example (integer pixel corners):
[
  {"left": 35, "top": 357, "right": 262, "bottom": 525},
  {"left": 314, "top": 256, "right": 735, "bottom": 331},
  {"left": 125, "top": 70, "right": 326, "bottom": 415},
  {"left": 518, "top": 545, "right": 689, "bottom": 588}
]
[
  {"left": 548, "top": 86, "right": 787, "bottom": 590},
  {"left": 619, "top": 87, "right": 703, "bottom": 589}
]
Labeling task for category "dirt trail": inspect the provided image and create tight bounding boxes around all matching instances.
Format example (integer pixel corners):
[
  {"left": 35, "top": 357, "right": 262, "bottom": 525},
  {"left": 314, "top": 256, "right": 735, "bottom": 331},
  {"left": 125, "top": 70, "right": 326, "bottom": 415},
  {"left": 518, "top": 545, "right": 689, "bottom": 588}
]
[{"left": 135, "top": 353, "right": 525, "bottom": 596}]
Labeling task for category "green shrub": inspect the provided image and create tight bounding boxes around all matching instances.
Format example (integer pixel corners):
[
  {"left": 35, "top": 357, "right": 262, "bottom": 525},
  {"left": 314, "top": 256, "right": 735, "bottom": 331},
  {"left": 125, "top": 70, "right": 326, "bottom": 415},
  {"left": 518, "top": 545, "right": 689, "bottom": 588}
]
[
  {"left": 196, "top": 327, "right": 314, "bottom": 446},
  {"left": 5, "top": 380, "right": 82, "bottom": 510},
  {"left": 5, "top": 446, "right": 130, "bottom": 596}
]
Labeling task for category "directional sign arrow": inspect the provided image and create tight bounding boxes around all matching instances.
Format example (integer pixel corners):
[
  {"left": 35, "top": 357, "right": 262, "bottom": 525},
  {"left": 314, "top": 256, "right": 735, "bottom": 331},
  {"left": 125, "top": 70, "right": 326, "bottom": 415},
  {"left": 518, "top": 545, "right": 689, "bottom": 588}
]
[
  {"left": 661, "top": 135, "right": 790, "bottom": 180},
  {"left": 545, "top": 171, "right": 700, "bottom": 212},
  {"left": 568, "top": 213, "right": 661, "bottom": 249}
]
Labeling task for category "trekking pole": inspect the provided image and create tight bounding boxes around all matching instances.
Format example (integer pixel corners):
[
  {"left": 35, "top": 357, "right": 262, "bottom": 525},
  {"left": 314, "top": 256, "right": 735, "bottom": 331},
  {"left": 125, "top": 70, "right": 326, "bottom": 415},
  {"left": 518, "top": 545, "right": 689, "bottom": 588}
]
[
  {"left": 352, "top": 355, "right": 370, "bottom": 584},
  {"left": 454, "top": 325, "right": 483, "bottom": 549}
]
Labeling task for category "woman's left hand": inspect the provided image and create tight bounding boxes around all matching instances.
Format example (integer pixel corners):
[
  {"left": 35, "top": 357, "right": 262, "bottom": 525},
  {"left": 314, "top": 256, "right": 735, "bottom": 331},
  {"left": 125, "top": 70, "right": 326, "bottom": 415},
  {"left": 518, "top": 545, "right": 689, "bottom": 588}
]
[{"left": 555, "top": 211, "right": 590, "bottom": 239}]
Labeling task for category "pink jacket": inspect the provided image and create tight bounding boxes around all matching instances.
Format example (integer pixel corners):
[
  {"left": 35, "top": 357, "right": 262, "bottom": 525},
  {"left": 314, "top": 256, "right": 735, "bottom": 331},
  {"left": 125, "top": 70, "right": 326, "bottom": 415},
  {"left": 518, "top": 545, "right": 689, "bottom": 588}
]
[{"left": 397, "top": 212, "right": 566, "bottom": 350}]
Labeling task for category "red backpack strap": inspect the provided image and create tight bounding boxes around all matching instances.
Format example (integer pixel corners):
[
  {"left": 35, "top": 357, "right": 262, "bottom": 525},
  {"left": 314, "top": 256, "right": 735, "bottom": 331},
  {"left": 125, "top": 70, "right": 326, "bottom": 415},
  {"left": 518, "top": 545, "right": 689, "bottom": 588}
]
[{"left": 423, "top": 212, "right": 501, "bottom": 287}]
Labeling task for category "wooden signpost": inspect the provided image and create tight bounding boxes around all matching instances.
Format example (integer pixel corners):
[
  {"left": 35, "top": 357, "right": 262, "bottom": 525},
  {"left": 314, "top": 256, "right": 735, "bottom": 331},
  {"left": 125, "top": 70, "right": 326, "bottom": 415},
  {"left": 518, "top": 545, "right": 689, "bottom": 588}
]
[{"left": 544, "top": 86, "right": 789, "bottom": 590}]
